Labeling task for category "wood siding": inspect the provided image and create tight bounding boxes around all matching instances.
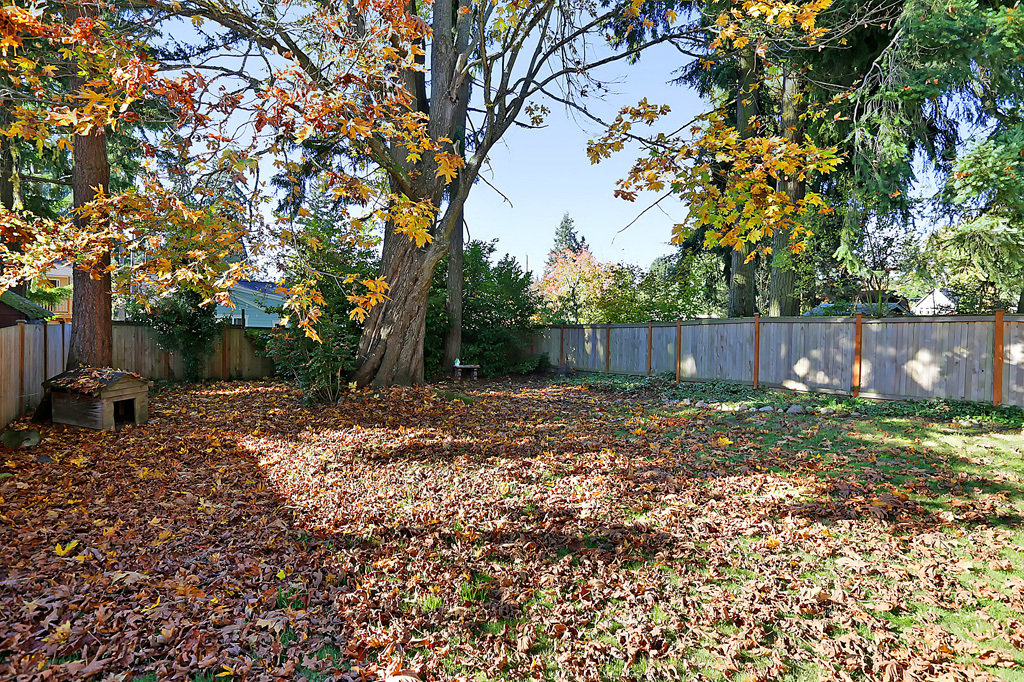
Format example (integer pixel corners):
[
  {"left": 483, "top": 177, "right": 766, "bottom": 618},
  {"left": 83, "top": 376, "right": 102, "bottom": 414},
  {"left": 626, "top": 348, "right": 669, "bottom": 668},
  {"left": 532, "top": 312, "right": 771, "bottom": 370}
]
[{"left": 532, "top": 314, "right": 1024, "bottom": 407}]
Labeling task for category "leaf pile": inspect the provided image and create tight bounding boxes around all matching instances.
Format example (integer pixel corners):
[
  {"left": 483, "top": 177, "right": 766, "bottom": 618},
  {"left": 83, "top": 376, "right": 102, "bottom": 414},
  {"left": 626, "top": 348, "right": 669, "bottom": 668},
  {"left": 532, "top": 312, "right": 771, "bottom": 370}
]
[
  {"left": 42, "top": 367, "right": 148, "bottom": 396},
  {"left": 1, "top": 380, "right": 1022, "bottom": 681}
]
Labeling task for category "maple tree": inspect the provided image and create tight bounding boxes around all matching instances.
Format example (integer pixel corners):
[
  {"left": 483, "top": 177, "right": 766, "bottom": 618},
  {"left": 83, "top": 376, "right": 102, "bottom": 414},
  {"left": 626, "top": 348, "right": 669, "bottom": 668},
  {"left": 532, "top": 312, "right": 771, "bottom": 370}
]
[
  {"left": 125, "top": 0, "right": 698, "bottom": 386},
  {"left": 535, "top": 247, "right": 610, "bottom": 325},
  {"left": 591, "top": 0, "right": 844, "bottom": 318},
  {"left": 0, "top": 2, "right": 257, "bottom": 366}
]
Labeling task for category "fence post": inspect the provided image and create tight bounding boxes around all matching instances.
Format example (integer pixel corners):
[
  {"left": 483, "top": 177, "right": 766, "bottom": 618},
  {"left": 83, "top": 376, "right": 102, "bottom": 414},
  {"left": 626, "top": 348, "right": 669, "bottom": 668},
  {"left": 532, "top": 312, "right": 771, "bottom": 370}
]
[
  {"left": 220, "top": 327, "right": 229, "bottom": 381},
  {"left": 994, "top": 310, "right": 1005, "bottom": 407},
  {"left": 675, "top": 318, "right": 681, "bottom": 382},
  {"left": 42, "top": 321, "right": 48, "bottom": 380},
  {"left": 753, "top": 314, "right": 760, "bottom": 388},
  {"left": 60, "top": 321, "right": 66, "bottom": 372},
  {"left": 853, "top": 313, "right": 864, "bottom": 398},
  {"left": 605, "top": 322, "right": 611, "bottom": 374},
  {"left": 647, "top": 320, "right": 653, "bottom": 376},
  {"left": 18, "top": 320, "right": 25, "bottom": 414},
  {"left": 559, "top": 326, "right": 564, "bottom": 367}
]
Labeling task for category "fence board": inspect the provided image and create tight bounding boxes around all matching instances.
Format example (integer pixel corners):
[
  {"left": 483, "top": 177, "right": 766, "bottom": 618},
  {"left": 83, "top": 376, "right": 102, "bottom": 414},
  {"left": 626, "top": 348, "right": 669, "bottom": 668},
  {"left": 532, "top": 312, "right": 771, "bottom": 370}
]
[
  {"left": 1006, "top": 321, "right": 1024, "bottom": 407},
  {"left": 537, "top": 314, "right": 1023, "bottom": 407},
  {"left": 2, "top": 322, "right": 275, "bottom": 428}
]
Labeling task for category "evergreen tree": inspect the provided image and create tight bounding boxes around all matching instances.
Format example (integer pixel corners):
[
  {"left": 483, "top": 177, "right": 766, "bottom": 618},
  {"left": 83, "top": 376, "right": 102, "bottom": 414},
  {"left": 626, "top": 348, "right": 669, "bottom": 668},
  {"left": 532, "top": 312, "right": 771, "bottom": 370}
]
[{"left": 545, "top": 213, "right": 588, "bottom": 267}]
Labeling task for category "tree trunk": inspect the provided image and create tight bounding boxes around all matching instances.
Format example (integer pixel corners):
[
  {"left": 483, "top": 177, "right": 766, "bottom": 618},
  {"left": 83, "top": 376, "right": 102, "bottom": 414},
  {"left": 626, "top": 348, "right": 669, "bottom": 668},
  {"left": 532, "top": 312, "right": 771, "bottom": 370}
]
[
  {"left": 441, "top": 74, "right": 472, "bottom": 372},
  {"left": 352, "top": 1, "right": 474, "bottom": 387},
  {"left": 729, "top": 245, "right": 756, "bottom": 317},
  {"left": 66, "top": 4, "right": 112, "bottom": 369},
  {"left": 441, "top": 200, "right": 464, "bottom": 372},
  {"left": 1017, "top": 287, "right": 1024, "bottom": 315},
  {"left": 728, "top": 48, "right": 758, "bottom": 318},
  {"left": 0, "top": 131, "right": 26, "bottom": 298},
  {"left": 353, "top": 223, "right": 445, "bottom": 387},
  {"left": 768, "top": 72, "right": 805, "bottom": 317}
]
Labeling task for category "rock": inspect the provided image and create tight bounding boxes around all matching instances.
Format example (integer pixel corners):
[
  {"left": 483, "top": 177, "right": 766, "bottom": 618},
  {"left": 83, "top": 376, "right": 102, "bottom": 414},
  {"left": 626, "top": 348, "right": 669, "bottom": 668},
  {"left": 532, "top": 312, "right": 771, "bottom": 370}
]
[
  {"left": 1, "top": 429, "right": 41, "bottom": 449},
  {"left": 682, "top": 398, "right": 692, "bottom": 406},
  {"left": 851, "top": 412, "right": 862, "bottom": 417},
  {"left": 695, "top": 401, "right": 706, "bottom": 408},
  {"left": 749, "top": 407, "right": 758, "bottom": 412},
  {"left": 819, "top": 407, "right": 836, "bottom": 415},
  {"left": 759, "top": 405, "right": 775, "bottom": 412},
  {"left": 785, "top": 405, "right": 806, "bottom": 415}
]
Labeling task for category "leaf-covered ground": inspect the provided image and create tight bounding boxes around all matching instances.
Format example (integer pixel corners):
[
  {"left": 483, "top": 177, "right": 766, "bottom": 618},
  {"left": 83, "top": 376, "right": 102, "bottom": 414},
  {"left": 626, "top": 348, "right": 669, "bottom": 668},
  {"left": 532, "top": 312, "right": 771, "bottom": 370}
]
[{"left": 2, "top": 380, "right": 1024, "bottom": 682}]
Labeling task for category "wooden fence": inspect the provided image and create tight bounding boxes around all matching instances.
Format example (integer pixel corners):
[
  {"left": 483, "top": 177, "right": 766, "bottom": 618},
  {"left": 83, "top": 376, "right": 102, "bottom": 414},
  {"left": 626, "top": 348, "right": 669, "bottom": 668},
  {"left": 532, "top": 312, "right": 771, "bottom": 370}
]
[
  {"left": 532, "top": 313, "right": 1024, "bottom": 407},
  {"left": 1, "top": 321, "right": 274, "bottom": 428}
]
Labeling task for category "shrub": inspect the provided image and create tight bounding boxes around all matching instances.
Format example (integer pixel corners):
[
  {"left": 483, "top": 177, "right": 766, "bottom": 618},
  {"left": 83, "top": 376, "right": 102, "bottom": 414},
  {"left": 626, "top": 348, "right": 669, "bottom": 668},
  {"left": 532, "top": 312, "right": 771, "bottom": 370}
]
[
  {"left": 425, "top": 240, "right": 541, "bottom": 378},
  {"left": 136, "top": 289, "right": 223, "bottom": 382},
  {"left": 259, "top": 311, "right": 360, "bottom": 404}
]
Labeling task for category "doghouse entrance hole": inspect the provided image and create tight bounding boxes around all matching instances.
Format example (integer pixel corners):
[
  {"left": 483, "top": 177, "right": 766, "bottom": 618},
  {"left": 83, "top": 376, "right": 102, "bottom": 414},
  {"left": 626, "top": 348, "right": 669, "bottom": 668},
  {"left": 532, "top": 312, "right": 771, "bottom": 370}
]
[{"left": 114, "top": 399, "right": 136, "bottom": 427}]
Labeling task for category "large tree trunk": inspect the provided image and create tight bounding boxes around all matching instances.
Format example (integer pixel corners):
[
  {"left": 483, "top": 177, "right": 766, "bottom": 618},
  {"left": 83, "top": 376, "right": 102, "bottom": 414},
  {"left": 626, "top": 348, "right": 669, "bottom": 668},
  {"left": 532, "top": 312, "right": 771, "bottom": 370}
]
[
  {"left": 352, "top": 230, "right": 445, "bottom": 387},
  {"left": 0, "top": 131, "right": 26, "bottom": 298},
  {"left": 768, "top": 72, "right": 805, "bottom": 317},
  {"left": 1017, "top": 287, "right": 1024, "bottom": 315},
  {"left": 441, "top": 75, "right": 472, "bottom": 372},
  {"left": 728, "top": 245, "right": 756, "bottom": 317},
  {"left": 728, "top": 48, "right": 758, "bottom": 318},
  {"left": 66, "top": 4, "right": 112, "bottom": 370},
  {"left": 352, "top": 1, "right": 473, "bottom": 387},
  {"left": 441, "top": 200, "right": 464, "bottom": 372}
]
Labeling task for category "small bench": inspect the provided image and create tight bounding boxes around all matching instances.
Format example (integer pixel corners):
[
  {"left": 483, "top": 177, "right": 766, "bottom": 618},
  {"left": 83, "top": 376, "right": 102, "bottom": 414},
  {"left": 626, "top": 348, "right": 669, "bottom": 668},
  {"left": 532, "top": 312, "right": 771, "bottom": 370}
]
[{"left": 453, "top": 364, "right": 480, "bottom": 381}]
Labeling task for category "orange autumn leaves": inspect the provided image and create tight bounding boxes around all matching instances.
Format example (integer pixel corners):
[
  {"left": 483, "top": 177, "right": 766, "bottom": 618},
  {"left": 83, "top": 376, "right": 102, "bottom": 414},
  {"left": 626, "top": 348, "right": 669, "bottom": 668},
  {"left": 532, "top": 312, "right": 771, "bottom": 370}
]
[{"left": 0, "top": 2, "right": 474, "bottom": 335}]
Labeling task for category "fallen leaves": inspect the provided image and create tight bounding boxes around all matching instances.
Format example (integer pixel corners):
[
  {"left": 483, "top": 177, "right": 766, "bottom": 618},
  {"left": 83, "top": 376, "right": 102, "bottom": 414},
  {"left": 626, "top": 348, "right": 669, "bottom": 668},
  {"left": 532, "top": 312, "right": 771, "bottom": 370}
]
[{"left": 0, "top": 380, "right": 1021, "bottom": 681}]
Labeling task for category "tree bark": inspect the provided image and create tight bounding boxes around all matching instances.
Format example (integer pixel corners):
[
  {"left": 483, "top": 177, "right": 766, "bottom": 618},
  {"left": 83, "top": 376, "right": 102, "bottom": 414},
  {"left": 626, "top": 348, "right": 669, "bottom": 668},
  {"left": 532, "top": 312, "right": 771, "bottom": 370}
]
[
  {"left": 441, "top": 196, "right": 464, "bottom": 372},
  {"left": 441, "top": 71, "right": 472, "bottom": 372},
  {"left": 66, "top": 4, "right": 112, "bottom": 370},
  {"left": 768, "top": 72, "right": 805, "bottom": 317},
  {"left": 354, "top": 1, "right": 473, "bottom": 386},
  {"left": 353, "top": 227, "right": 445, "bottom": 387},
  {"left": 1017, "top": 286, "right": 1024, "bottom": 315},
  {"left": 0, "top": 129, "right": 27, "bottom": 298},
  {"left": 728, "top": 47, "right": 758, "bottom": 318}
]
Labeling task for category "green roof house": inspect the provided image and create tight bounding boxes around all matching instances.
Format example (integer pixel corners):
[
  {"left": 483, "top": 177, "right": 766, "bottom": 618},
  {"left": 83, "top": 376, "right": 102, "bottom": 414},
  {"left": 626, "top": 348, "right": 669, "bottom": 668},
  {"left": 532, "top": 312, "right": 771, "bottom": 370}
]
[{"left": 0, "top": 291, "right": 54, "bottom": 328}]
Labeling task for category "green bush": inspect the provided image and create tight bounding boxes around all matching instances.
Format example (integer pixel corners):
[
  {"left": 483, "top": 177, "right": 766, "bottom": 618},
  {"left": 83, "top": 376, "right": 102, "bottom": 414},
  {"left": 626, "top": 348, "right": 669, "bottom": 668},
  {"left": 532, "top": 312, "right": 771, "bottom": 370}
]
[
  {"left": 425, "top": 240, "right": 541, "bottom": 378},
  {"left": 134, "top": 289, "right": 223, "bottom": 382},
  {"left": 260, "top": 311, "right": 360, "bottom": 404},
  {"left": 257, "top": 184, "right": 379, "bottom": 403}
]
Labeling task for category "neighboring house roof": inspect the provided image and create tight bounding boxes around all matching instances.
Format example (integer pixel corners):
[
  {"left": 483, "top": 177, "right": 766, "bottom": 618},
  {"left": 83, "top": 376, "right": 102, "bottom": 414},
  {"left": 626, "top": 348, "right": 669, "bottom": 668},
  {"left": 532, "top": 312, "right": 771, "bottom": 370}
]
[
  {"left": 911, "top": 288, "right": 959, "bottom": 315},
  {"left": 235, "top": 281, "right": 287, "bottom": 298},
  {"left": 0, "top": 291, "right": 54, "bottom": 320},
  {"left": 214, "top": 280, "right": 287, "bottom": 328},
  {"left": 804, "top": 301, "right": 910, "bottom": 317}
]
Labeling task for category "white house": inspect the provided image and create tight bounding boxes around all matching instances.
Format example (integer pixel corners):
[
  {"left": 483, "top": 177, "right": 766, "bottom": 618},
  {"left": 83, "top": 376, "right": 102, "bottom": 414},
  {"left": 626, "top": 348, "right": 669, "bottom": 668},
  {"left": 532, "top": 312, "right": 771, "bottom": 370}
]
[{"left": 911, "top": 288, "right": 959, "bottom": 316}]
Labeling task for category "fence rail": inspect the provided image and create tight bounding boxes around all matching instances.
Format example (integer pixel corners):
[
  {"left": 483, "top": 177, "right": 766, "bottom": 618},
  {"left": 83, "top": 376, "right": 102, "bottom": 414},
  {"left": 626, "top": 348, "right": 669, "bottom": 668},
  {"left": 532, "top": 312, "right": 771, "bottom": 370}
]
[
  {"left": 1, "top": 322, "right": 274, "bottom": 428},
  {"left": 532, "top": 313, "right": 1024, "bottom": 407}
]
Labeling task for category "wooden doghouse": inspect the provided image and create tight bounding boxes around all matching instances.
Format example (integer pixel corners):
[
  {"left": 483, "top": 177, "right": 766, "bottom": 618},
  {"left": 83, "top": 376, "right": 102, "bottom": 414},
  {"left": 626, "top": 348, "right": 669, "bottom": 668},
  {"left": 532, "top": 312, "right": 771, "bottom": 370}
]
[{"left": 43, "top": 368, "right": 151, "bottom": 430}]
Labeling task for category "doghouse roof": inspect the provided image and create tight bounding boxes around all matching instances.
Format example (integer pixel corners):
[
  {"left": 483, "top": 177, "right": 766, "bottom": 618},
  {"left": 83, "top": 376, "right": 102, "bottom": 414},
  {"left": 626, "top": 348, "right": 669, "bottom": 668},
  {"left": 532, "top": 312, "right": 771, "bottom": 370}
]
[{"left": 43, "top": 367, "right": 148, "bottom": 396}]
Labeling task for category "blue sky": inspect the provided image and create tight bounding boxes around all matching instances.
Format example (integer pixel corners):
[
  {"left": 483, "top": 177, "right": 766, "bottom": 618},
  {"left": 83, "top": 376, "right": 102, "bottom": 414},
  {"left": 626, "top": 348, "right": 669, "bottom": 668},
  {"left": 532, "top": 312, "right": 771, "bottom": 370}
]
[{"left": 464, "top": 43, "right": 707, "bottom": 277}]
